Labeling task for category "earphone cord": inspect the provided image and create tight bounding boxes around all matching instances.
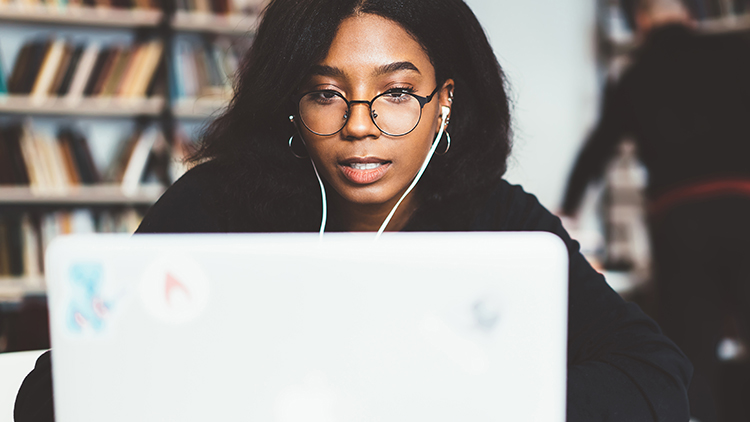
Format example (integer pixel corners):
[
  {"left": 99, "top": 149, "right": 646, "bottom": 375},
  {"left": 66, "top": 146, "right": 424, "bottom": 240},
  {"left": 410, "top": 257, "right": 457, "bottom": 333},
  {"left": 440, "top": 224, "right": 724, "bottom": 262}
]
[
  {"left": 374, "top": 117, "right": 446, "bottom": 240},
  {"left": 310, "top": 159, "right": 328, "bottom": 239},
  {"left": 311, "top": 114, "right": 448, "bottom": 241}
]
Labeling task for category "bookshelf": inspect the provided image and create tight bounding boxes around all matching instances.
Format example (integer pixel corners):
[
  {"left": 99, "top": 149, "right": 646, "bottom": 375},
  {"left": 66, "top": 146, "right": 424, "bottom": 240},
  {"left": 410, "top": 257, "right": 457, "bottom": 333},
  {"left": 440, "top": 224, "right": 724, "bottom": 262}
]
[
  {"left": 0, "top": 4, "right": 162, "bottom": 28},
  {"left": 0, "top": 184, "right": 164, "bottom": 205},
  {"left": 172, "top": 95, "right": 230, "bottom": 118},
  {"left": 172, "top": 10, "right": 259, "bottom": 34},
  {"left": 0, "top": 0, "right": 261, "bottom": 309},
  {"left": 0, "top": 276, "right": 44, "bottom": 302},
  {"left": 0, "top": 95, "right": 165, "bottom": 117}
]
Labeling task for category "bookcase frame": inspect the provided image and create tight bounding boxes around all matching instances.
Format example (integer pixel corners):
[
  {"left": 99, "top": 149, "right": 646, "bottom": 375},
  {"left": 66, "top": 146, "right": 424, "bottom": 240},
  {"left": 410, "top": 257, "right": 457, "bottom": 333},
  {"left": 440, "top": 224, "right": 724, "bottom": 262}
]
[{"left": 0, "top": 1, "right": 259, "bottom": 302}]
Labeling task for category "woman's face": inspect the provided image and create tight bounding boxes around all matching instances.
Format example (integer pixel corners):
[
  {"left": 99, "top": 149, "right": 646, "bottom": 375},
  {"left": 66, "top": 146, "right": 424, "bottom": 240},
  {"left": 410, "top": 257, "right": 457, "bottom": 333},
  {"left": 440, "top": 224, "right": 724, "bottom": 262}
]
[{"left": 297, "top": 14, "right": 453, "bottom": 210}]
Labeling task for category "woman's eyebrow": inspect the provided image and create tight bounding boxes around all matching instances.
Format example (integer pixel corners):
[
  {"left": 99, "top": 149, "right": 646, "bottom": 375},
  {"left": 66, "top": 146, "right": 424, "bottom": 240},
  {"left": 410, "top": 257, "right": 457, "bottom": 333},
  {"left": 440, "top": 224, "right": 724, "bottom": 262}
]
[
  {"left": 309, "top": 65, "right": 346, "bottom": 78},
  {"left": 308, "top": 61, "right": 420, "bottom": 78},
  {"left": 373, "top": 61, "right": 421, "bottom": 76}
]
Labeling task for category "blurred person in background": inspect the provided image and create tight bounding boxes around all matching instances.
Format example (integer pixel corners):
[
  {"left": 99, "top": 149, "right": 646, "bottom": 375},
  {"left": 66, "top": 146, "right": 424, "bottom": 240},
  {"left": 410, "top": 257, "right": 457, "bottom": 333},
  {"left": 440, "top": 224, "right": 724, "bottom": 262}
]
[{"left": 561, "top": 0, "right": 750, "bottom": 421}]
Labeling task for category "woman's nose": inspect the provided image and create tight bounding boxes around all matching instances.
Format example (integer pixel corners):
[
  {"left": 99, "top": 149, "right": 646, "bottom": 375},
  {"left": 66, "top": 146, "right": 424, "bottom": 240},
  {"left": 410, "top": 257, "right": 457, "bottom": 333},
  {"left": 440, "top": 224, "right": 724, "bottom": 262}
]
[{"left": 340, "top": 102, "right": 380, "bottom": 140}]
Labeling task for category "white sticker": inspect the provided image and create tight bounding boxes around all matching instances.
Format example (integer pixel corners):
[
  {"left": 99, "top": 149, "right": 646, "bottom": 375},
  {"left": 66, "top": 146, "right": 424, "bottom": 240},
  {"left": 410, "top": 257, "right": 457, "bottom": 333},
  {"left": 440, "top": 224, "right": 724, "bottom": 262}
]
[{"left": 139, "top": 254, "right": 210, "bottom": 324}]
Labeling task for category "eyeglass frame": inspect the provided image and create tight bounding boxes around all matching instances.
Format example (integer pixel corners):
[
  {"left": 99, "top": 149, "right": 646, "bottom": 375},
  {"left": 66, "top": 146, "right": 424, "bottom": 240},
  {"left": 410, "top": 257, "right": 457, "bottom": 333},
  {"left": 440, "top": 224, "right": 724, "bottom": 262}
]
[{"left": 295, "top": 86, "right": 440, "bottom": 137}]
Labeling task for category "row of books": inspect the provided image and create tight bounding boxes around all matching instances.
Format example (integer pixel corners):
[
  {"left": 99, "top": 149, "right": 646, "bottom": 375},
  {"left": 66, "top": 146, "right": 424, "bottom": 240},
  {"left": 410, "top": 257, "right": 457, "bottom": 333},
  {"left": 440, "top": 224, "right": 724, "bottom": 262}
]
[
  {"left": 174, "top": 0, "right": 265, "bottom": 17},
  {"left": 0, "top": 0, "right": 162, "bottom": 11},
  {"left": 0, "top": 208, "right": 142, "bottom": 278},
  {"left": 2, "top": 37, "right": 164, "bottom": 101},
  {"left": 0, "top": 122, "right": 165, "bottom": 192},
  {"left": 170, "top": 36, "right": 245, "bottom": 101}
]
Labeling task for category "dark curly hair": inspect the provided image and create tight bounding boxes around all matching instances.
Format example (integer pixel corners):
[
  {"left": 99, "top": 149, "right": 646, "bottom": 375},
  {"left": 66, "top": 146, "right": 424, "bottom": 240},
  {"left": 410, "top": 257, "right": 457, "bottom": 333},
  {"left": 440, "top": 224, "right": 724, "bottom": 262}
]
[{"left": 191, "top": 0, "right": 512, "bottom": 232}]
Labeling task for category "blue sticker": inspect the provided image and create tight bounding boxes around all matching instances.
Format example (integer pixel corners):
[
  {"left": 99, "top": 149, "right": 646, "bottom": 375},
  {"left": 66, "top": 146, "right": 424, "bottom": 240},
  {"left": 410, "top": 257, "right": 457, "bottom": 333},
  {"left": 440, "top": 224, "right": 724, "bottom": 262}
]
[{"left": 67, "top": 263, "right": 111, "bottom": 333}]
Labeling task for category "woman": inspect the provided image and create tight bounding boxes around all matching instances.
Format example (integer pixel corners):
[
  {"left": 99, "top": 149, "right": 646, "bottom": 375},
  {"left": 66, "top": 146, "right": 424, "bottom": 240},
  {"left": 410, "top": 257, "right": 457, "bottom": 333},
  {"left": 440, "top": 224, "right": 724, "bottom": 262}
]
[{"left": 16, "top": 0, "right": 691, "bottom": 420}]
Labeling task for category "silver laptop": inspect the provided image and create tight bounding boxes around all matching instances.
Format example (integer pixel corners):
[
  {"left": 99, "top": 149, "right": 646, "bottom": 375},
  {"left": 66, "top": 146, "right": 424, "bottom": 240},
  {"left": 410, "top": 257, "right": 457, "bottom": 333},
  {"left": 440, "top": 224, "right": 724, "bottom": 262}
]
[{"left": 45, "top": 232, "right": 568, "bottom": 422}]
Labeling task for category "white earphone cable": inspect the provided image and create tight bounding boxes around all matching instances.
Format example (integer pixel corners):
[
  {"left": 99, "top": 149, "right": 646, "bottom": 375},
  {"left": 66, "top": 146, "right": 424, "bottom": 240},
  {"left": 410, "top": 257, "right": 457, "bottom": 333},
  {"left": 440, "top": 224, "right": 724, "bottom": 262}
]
[
  {"left": 310, "top": 158, "right": 328, "bottom": 238},
  {"left": 374, "top": 109, "right": 449, "bottom": 240},
  {"left": 310, "top": 107, "right": 449, "bottom": 241}
]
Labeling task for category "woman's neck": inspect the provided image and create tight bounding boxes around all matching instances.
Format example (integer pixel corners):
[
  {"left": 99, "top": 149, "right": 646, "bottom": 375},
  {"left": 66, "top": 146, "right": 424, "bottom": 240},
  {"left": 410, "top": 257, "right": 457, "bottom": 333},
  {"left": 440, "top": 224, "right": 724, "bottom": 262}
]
[{"left": 328, "top": 189, "right": 420, "bottom": 232}]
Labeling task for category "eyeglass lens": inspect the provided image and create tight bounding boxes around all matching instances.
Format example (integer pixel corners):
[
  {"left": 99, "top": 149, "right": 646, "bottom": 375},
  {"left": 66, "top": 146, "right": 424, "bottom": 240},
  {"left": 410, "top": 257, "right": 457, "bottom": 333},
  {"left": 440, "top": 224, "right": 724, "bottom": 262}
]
[{"left": 299, "top": 91, "right": 422, "bottom": 136}]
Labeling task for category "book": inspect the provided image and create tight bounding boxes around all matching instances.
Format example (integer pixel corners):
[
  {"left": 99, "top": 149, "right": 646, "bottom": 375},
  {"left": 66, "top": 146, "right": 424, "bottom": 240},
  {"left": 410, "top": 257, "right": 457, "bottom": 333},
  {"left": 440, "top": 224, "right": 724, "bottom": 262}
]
[
  {"left": 48, "top": 42, "right": 75, "bottom": 97},
  {"left": 145, "top": 57, "right": 166, "bottom": 97},
  {"left": 115, "top": 43, "right": 145, "bottom": 96},
  {"left": 37, "top": 132, "right": 70, "bottom": 189},
  {"left": 106, "top": 129, "right": 140, "bottom": 183},
  {"left": 126, "top": 39, "right": 163, "bottom": 98},
  {"left": 0, "top": 131, "right": 14, "bottom": 184},
  {"left": 56, "top": 44, "right": 85, "bottom": 97},
  {"left": 100, "top": 46, "right": 132, "bottom": 96},
  {"left": 31, "top": 38, "right": 68, "bottom": 99},
  {"left": 4, "top": 213, "right": 25, "bottom": 276},
  {"left": 65, "top": 42, "right": 101, "bottom": 101},
  {"left": 57, "top": 127, "right": 100, "bottom": 185},
  {"left": 0, "top": 45, "right": 7, "bottom": 95},
  {"left": 91, "top": 45, "right": 122, "bottom": 97},
  {"left": 7, "top": 42, "right": 32, "bottom": 94},
  {"left": 82, "top": 46, "right": 111, "bottom": 97},
  {"left": 21, "top": 214, "right": 42, "bottom": 278},
  {"left": 18, "top": 125, "right": 46, "bottom": 188},
  {"left": 0, "top": 124, "right": 30, "bottom": 185},
  {"left": 192, "top": 45, "right": 211, "bottom": 95},
  {"left": 178, "top": 41, "right": 199, "bottom": 97},
  {"left": 20, "top": 40, "right": 53, "bottom": 95},
  {"left": 121, "top": 126, "right": 159, "bottom": 193},
  {"left": 0, "top": 218, "right": 10, "bottom": 276},
  {"left": 57, "top": 134, "right": 82, "bottom": 185}
]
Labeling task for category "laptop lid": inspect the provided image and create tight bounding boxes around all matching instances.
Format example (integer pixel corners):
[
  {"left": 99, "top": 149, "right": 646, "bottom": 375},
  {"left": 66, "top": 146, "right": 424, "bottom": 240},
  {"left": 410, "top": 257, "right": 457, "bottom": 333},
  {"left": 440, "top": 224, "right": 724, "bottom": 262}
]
[{"left": 45, "top": 232, "right": 568, "bottom": 422}]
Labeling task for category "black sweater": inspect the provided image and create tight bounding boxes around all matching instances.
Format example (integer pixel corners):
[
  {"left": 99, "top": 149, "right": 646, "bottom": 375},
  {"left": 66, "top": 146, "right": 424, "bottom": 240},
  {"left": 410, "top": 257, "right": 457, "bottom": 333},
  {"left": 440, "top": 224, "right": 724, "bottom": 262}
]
[
  {"left": 16, "top": 163, "right": 691, "bottom": 421},
  {"left": 562, "top": 25, "right": 750, "bottom": 215}
]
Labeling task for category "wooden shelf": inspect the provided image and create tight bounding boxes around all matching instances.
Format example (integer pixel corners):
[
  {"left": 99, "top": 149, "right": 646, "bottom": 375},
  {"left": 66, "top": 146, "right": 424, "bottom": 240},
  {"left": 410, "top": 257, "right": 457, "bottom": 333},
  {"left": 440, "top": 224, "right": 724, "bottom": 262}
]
[
  {"left": 172, "top": 96, "right": 230, "bottom": 119},
  {"left": 0, "top": 4, "right": 162, "bottom": 27},
  {"left": 0, "top": 95, "right": 165, "bottom": 117},
  {"left": 0, "top": 276, "right": 45, "bottom": 303},
  {"left": 172, "top": 11, "right": 259, "bottom": 34},
  {"left": 0, "top": 184, "right": 165, "bottom": 205}
]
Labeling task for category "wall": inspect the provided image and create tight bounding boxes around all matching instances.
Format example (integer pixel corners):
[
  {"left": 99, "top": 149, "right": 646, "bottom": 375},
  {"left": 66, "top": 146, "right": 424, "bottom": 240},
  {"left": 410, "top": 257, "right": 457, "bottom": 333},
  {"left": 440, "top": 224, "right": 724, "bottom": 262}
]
[{"left": 464, "top": 0, "right": 600, "bottom": 210}]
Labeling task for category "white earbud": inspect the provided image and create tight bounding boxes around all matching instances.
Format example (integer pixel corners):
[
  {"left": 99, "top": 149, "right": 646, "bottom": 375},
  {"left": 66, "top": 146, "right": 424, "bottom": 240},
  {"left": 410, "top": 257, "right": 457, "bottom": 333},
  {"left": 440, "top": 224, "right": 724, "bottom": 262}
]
[{"left": 441, "top": 106, "right": 450, "bottom": 120}]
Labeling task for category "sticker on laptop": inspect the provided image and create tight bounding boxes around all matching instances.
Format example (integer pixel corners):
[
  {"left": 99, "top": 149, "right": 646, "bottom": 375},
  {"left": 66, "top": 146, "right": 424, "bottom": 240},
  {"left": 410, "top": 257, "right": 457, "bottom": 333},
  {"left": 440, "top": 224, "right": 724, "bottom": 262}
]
[
  {"left": 139, "top": 254, "right": 210, "bottom": 324},
  {"left": 66, "top": 262, "right": 114, "bottom": 334}
]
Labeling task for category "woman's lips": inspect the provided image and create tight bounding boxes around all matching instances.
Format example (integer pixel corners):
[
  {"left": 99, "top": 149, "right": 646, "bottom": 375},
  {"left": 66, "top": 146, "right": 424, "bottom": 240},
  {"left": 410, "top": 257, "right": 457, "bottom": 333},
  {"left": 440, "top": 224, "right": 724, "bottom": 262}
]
[{"left": 339, "top": 159, "right": 392, "bottom": 184}]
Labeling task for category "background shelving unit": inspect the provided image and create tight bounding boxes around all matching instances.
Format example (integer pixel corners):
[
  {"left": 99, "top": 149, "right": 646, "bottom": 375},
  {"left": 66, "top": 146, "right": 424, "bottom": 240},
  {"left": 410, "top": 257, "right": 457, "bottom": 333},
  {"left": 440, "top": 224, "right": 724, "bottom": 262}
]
[
  {"left": 0, "top": 4, "right": 162, "bottom": 28},
  {"left": 0, "top": 0, "right": 262, "bottom": 352},
  {"left": 172, "top": 10, "right": 259, "bottom": 34},
  {"left": 0, "top": 95, "right": 165, "bottom": 117},
  {"left": 0, "top": 184, "right": 165, "bottom": 205}
]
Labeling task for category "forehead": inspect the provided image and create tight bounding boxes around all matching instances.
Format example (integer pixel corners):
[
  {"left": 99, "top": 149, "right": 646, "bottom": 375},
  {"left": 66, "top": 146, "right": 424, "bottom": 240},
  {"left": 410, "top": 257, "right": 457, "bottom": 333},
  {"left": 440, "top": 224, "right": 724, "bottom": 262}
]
[{"left": 317, "top": 13, "right": 435, "bottom": 80}]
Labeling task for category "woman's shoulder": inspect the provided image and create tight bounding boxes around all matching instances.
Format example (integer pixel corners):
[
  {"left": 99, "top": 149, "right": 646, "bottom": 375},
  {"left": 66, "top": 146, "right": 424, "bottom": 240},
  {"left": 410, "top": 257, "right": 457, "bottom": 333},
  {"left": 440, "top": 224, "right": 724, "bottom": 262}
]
[
  {"left": 136, "top": 161, "right": 231, "bottom": 233},
  {"left": 473, "top": 179, "right": 560, "bottom": 233}
]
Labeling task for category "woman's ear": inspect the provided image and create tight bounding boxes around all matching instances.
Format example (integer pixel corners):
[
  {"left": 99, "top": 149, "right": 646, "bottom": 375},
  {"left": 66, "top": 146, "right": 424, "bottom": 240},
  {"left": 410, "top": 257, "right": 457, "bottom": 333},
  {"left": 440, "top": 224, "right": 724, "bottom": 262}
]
[{"left": 438, "top": 79, "right": 455, "bottom": 126}]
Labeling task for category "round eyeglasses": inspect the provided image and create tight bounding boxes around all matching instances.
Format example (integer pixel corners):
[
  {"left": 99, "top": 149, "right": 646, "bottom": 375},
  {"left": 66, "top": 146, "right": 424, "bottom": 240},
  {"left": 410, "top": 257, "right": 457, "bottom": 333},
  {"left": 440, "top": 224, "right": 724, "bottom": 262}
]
[{"left": 297, "top": 86, "right": 439, "bottom": 137}]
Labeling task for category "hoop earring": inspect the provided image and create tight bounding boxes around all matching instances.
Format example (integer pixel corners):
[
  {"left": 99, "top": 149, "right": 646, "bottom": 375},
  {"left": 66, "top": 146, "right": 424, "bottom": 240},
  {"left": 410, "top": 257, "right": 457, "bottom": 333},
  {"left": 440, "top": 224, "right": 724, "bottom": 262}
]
[
  {"left": 288, "top": 134, "right": 308, "bottom": 159},
  {"left": 436, "top": 131, "right": 451, "bottom": 155}
]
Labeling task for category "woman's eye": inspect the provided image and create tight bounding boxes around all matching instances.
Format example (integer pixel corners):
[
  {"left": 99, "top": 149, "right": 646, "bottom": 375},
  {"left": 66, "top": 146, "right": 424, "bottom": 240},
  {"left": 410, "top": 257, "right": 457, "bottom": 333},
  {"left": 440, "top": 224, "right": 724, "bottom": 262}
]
[
  {"left": 312, "top": 91, "right": 340, "bottom": 104},
  {"left": 383, "top": 90, "right": 412, "bottom": 103}
]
